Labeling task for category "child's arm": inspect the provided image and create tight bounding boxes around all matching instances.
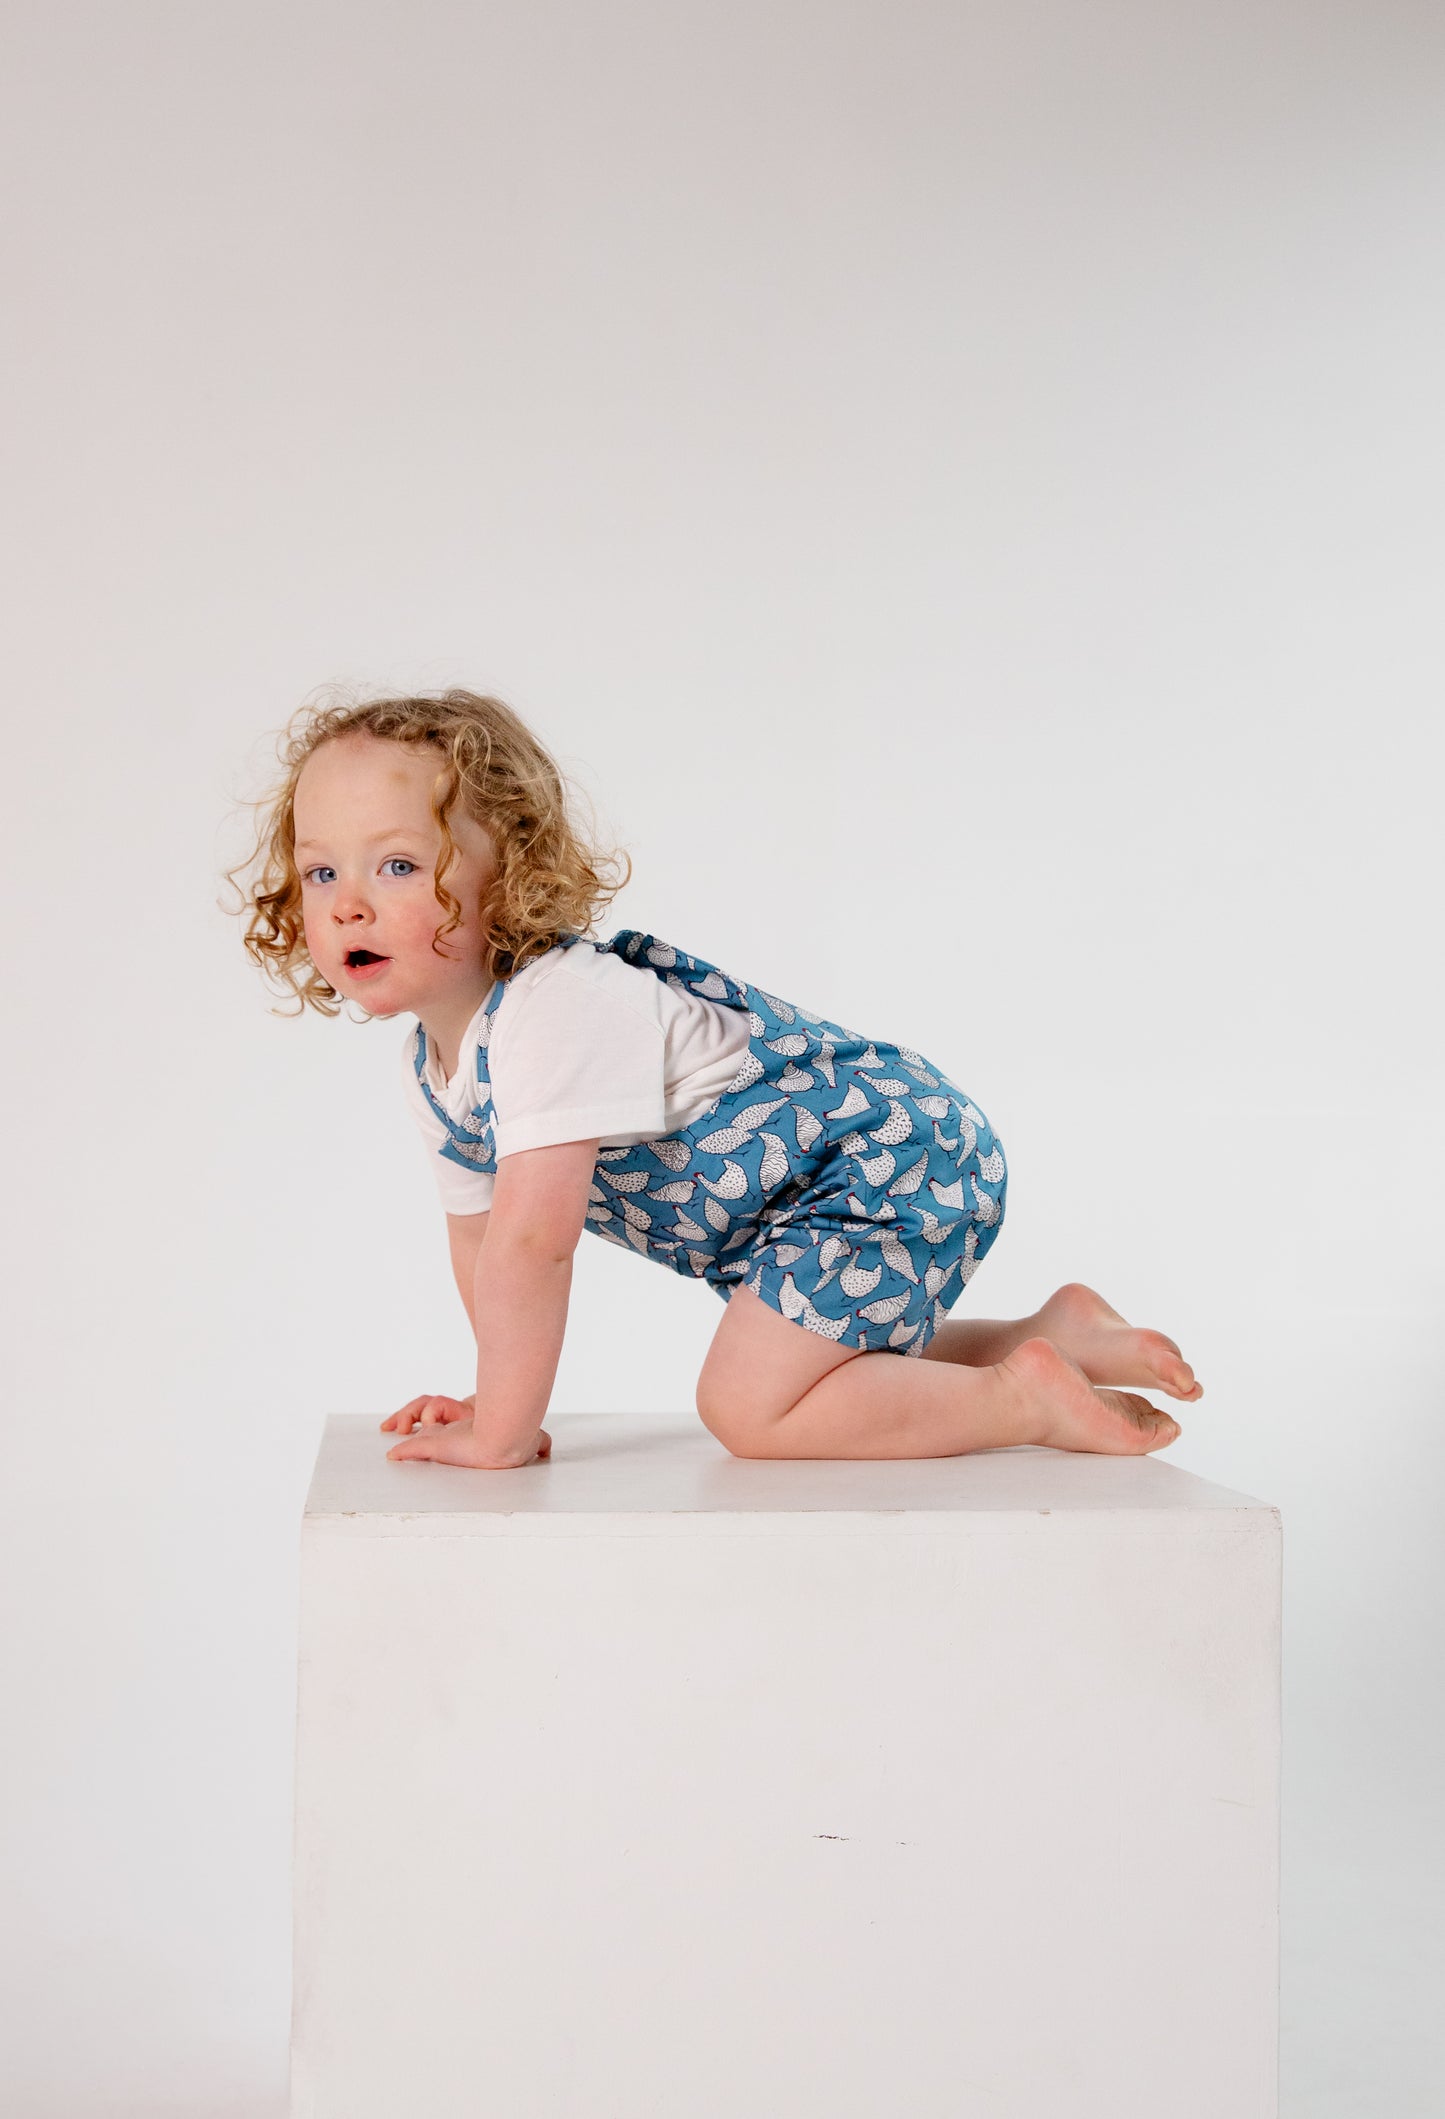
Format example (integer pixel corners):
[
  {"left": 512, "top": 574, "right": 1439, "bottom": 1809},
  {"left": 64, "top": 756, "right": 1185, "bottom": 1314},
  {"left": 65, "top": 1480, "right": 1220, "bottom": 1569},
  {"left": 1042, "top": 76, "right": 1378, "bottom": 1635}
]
[
  {"left": 469, "top": 1136, "right": 599, "bottom": 1461},
  {"left": 447, "top": 1210, "right": 490, "bottom": 1332},
  {"left": 387, "top": 1137, "right": 601, "bottom": 1469}
]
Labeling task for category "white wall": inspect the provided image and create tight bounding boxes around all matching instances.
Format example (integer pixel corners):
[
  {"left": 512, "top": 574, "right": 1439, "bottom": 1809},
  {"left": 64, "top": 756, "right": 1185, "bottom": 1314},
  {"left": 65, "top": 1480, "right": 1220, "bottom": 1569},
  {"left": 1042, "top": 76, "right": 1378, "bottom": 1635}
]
[{"left": 1, "top": 4, "right": 1440, "bottom": 2113}]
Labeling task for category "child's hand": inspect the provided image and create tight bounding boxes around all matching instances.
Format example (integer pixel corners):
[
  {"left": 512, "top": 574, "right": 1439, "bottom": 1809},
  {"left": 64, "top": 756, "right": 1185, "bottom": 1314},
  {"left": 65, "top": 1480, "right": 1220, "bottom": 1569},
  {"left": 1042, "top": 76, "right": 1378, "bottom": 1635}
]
[
  {"left": 385, "top": 1417, "right": 553, "bottom": 1469},
  {"left": 381, "top": 1391, "right": 476, "bottom": 1434}
]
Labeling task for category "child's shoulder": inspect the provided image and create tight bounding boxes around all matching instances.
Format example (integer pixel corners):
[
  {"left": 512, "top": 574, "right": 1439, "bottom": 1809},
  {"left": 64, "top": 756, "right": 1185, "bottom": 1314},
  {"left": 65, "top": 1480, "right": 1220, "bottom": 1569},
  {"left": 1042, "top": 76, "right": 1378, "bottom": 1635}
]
[{"left": 499, "top": 935, "right": 664, "bottom": 1030}]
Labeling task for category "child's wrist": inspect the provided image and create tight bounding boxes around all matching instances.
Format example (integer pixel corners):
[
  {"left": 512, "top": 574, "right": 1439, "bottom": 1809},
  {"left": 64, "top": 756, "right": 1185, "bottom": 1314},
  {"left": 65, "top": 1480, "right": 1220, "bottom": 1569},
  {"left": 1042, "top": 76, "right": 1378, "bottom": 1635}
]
[
  {"left": 464, "top": 1429, "right": 543, "bottom": 1468},
  {"left": 465, "top": 1408, "right": 544, "bottom": 1467}
]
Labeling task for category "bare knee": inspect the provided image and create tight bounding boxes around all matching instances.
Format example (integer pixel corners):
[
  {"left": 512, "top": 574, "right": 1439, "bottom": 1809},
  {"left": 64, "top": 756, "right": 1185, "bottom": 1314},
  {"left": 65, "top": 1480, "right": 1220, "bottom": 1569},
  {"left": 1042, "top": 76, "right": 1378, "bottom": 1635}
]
[
  {"left": 694, "top": 1282, "right": 865, "bottom": 1456},
  {"left": 694, "top": 1379, "right": 783, "bottom": 1459}
]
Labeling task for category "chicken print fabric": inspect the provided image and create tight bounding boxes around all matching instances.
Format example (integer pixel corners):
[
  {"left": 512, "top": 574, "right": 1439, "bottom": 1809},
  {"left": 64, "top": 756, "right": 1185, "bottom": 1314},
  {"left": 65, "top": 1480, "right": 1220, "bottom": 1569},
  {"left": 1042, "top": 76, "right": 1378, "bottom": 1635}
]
[{"left": 410, "top": 929, "right": 1008, "bottom": 1354}]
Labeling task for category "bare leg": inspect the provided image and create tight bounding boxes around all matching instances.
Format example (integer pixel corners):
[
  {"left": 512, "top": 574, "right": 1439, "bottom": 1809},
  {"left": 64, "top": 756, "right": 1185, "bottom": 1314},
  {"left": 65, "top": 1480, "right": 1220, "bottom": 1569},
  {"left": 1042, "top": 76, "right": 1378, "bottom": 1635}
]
[
  {"left": 921, "top": 1282, "right": 1202, "bottom": 1401},
  {"left": 696, "top": 1282, "right": 1183, "bottom": 1462}
]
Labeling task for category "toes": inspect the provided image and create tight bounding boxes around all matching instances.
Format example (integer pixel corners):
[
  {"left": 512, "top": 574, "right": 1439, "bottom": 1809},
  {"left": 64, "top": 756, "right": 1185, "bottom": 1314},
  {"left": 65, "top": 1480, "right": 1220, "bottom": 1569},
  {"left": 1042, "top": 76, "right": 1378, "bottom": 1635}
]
[
  {"left": 1143, "top": 1334, "right": 1198, "bottom": 1398},
  {"left": 1053, "top": 1384, "right": 1182, "bottom": 1457},
  {"left": 1118, "top": 1394, "right": 1181, "bottom": 1449}
]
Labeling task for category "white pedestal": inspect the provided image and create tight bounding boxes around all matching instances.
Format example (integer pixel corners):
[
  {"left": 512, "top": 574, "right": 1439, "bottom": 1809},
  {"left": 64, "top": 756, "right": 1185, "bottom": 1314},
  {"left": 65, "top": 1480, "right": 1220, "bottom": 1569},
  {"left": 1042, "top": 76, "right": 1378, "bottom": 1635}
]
[{"left": 292, "top": 1413, "right": 1280, "bottom": 2119}]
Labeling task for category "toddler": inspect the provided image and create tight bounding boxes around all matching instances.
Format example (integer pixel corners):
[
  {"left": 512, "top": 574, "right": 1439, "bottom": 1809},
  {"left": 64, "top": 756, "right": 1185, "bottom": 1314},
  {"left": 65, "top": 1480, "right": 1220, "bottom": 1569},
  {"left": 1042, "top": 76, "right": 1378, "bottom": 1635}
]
[{"left": 229, "top": 689, "right": 1202, "bottom": 1469}]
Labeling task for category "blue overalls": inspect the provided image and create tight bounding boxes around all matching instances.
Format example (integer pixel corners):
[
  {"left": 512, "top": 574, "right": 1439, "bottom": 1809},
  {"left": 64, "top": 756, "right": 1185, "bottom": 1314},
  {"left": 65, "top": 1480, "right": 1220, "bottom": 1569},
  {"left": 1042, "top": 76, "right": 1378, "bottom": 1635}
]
[{"left": 410, "top": 929, "right": 1008, "bottom": 1354}]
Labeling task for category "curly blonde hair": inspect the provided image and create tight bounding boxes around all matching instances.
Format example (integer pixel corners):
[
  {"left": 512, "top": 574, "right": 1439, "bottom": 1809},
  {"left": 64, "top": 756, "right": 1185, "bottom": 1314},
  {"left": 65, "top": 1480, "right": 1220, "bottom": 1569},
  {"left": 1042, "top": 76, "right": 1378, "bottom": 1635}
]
[{"left": 221, "top": 686, "right": 633, "bottom": 1018}]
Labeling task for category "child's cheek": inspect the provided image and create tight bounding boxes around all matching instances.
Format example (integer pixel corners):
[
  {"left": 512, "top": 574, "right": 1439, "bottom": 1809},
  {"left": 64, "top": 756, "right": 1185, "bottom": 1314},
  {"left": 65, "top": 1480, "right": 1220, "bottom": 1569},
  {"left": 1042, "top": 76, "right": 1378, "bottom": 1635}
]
[{"left": 411, "top": 909, "right": 467, "bottom": 965}]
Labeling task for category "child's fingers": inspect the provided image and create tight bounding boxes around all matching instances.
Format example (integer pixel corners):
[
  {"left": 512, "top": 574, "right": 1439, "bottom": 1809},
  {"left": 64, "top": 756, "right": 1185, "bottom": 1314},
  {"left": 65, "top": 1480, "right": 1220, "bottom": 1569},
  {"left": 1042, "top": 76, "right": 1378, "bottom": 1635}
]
[
  {"left": 381, "top": 1395, "right": 429, "bottom": 1432},
  {"left": 386, "top": 1426, "right": 439, "bottom": 1461},
  {"left": 381, "top": 1395, "right": 466, "bottom": 1433},
  {"left": 386, "top": 1425, "right": 473, "bottom": 1466}
]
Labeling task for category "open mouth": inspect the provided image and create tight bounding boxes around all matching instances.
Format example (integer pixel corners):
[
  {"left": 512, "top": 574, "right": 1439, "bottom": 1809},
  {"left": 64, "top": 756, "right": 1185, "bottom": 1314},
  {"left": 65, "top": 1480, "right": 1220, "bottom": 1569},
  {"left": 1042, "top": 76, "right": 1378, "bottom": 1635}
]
[{"left": 345, "top": 949, "right": 390, "bottom": 971}]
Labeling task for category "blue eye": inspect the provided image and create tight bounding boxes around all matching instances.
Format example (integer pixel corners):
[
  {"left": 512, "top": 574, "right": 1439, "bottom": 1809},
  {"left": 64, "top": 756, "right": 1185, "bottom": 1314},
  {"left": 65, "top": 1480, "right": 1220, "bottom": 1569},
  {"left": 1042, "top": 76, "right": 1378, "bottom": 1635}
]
[{"left": 300, "top": 859, "right": 417, "bottom": 884}]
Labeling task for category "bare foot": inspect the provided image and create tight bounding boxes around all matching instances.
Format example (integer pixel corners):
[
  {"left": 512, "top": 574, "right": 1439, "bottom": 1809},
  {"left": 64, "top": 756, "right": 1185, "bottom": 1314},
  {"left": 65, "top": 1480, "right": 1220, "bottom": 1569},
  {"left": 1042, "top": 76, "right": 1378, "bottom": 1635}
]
[
  {"left": 1000, "top": 1337, "right": 1183, "bottom": 1456},
  {"left": 1031, "top": 1282, "right": 1202, "bottom": 1402}
]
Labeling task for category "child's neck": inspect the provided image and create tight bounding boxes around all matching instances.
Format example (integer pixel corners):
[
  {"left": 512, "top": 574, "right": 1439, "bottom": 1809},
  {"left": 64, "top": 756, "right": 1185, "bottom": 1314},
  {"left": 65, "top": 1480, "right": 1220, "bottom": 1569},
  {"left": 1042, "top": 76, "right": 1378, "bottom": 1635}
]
[{"left": 421, "top": 970, "right": 500, "bottom": 1084}]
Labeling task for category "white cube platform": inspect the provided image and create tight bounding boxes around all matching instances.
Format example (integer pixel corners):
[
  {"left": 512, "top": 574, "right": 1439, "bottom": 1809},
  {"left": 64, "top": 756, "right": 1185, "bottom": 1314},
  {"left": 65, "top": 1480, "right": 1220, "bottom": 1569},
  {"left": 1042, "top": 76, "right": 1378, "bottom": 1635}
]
[{"left": 292, "top": 1413, "right": 1280, "bottom": 2119}]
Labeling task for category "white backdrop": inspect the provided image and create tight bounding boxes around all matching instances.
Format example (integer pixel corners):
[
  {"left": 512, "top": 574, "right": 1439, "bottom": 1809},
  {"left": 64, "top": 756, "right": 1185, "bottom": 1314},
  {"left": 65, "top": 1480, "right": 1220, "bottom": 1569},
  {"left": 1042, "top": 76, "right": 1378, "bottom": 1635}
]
[{"left": 2, "top": 4, "right": 1441, "bottom": 2114}]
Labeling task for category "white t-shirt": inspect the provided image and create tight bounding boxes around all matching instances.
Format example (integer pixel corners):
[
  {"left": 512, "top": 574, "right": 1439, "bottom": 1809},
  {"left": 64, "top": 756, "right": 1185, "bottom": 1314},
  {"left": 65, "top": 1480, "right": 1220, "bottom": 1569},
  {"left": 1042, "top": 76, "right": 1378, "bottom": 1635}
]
[{"left": 400, "top": 940, "right": 754, "bottom": 1214}]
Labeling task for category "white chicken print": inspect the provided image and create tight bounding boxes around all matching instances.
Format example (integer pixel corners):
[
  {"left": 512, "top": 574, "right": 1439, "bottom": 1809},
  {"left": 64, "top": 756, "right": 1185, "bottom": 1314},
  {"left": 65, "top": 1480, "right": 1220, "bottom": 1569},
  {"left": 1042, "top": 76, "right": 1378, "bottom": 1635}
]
[
  {"left": 824, "top": 1082, "right": 872, "bottom": 1122},
  {"left": 755, "top": 989, "right": 796, "bottom": 1022},
  {"left": 887, "top": 1152, "right": 931, "bottom": 1198},
  {"left": 847, "top": 1192, "right": 897, "bottom": 1220},
  {"left": 869, "top": 1099, "right": 915, "bottom": 1147},
  {"left": 896, "top": 1048, "right": 940, "bottom": 1087},
  {"left": 970, "top": 1175, "right": 1001, "bottom": 1224},
  {"left": 924, "top": 1258, "right": 959, "bottom": 1300},
  {"left": 877, "top": 1230, "right": 920, "bottom": 1285},
  {"left": 758, "top": 1132, "right": 791, "bottom": 1190},
  {"left": 695, "top": 1096, "right": 788, "bottom": 1154},
  {"left": 859, "top": 1290, "right": 911, "bottom": 1324},
  {"left": 772, "top": 1269, "right": 851, "bottom": 1339},
  {"left": 646, "top": 1137, "right": 692, "bottom": 1172},
  {"left": 793, "top": 1106, "right": 824, "bottom": 1153},
  {"left": 698, "top": 1160, "right": 751, "bottom": 1200}
]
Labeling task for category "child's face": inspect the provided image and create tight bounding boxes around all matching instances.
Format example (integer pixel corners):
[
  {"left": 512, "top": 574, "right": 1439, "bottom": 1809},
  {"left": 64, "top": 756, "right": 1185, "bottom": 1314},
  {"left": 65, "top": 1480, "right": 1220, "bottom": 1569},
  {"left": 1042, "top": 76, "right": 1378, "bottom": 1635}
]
[{"left": 293, "top": 733, "right": 499, "bottom": 1017}]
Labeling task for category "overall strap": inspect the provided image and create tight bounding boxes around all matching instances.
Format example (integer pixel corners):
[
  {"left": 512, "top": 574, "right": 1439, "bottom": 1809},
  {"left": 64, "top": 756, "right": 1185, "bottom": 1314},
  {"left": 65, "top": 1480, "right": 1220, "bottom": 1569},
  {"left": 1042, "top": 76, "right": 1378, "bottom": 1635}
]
[
  {"left": 408, "top": 970, "right": 507, "bottom": 1170},
  {"left": 602, "top": 928, "right": 751, "bottom": 1012},
  {"left": 409, "top": 933, "right": 591, "bottom": 1168}
]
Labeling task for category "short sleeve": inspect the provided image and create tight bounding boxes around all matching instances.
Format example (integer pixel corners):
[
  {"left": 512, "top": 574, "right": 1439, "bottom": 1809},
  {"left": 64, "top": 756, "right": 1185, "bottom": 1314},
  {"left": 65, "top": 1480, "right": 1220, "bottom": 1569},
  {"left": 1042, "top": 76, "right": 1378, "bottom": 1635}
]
[
  {"left": 397, "top": 1026, "right": 496, "bottom": 1214},
  {"left": 489, "top": 951, "right": 668, "bottom": 1158}
]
